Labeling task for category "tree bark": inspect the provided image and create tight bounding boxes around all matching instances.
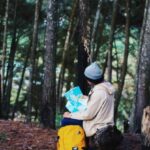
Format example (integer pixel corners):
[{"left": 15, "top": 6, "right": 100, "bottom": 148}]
[
  {"left": 11, "top": 41, "right": 31, "bottom": 119},
  {"left": 133, "top": 0, "right": 150, "bottom": 133},
  {"left": 93, "top": 16, "right": 104, "bottom": 61},
  {"left": 114, "top": 0, "right": 130, "bottom": 120},
  {"left": 77, "top": 0, "right": 90, "bottom": 94},
  {"left": 141, "top": 106, "right": 150, "bottom": 147},
  {"left": 112, "top": 42, "right": 120, "bottom": 83},
  {"left": 107, "top": 0, "right": 118, "bottom": 82},
  {"left": 26, "top": 0, "right": 41, "bottom": 123},
  {"left": 2, "top": 0, "right": 18, "bottom": 119},
  {"left": 57, "top": 21, "right": 78, "bottom": 112},
  {"left": 1, "top": 0, "right": 9, "bottom": 104},
  {"left": 0, "top": 69, "right": 2, "bottom": 118},
  {"left": 90, "top": 0, "right": 102, "bottom": 61},
  {"left": 56, "top": 0, "right": 77, "bottom": 112},
  {"left": 41, "top": 0, "right": 57, "bottom": 128}
]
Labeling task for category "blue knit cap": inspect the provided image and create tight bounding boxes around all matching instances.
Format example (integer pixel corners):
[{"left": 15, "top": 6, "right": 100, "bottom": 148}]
[{"left": 84, "top": 62, "right": 102, "bottom": 80}]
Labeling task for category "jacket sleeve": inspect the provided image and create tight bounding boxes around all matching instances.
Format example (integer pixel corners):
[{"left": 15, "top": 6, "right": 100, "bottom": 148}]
[{"left": 70, "top": 90, "right": 107, "bottom": 120}]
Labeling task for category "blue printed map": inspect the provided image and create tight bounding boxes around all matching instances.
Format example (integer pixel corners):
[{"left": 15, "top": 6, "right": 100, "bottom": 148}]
[{"left": 64, "top": 86, "right": 87, "bottom": 113}]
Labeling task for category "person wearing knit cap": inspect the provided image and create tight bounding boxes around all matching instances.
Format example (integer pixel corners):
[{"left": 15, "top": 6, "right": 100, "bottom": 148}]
[
  {"left": 84, "top": 62, "right": 104, "bottom": 84},
  {"left": 63, "top": 62, "right": 115, "bottom": 148}
]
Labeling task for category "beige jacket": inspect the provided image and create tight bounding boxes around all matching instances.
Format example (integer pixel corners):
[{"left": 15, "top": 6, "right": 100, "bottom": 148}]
[{"left": 70, "top": 82, "right": 115, "bottom": 137}]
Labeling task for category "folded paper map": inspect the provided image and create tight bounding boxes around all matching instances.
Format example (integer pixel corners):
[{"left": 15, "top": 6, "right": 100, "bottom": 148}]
[{"left": 64, "top": 86, "right": 88, "bottom": 113}]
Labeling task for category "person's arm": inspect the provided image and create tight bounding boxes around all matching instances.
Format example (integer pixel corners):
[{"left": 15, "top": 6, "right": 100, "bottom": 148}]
[
  {"left": 63, "top": 112, "right": 71, "bottom": 118},
  {"left": 69, "top": 90, "right": 106, "bottom": 120},
  {"left": 81, "top": 95, "right": 88, "bottom": 99}
]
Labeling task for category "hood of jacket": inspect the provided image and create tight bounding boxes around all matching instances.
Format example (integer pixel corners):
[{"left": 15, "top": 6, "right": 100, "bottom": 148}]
[{"left": 93, "top": 81, "right": 115, "bottom": 95}]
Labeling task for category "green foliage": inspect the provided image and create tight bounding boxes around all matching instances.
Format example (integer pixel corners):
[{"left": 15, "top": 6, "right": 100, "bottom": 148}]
[
  {"left": 55, "top": 112, "right": 63, "bottom": 129},
  {"left": 0, "top": 0, "right": 146, "bottom": 126}
]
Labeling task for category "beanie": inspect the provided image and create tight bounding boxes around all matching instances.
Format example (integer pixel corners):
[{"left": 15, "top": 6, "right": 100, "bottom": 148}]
[{"left": 84, "top": 62, "right": 103, "bottom": 80}]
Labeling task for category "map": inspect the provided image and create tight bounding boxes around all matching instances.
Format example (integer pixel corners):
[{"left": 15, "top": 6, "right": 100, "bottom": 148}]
[{"left": 64, "top": 86, "right": 88, "bottom": 113}]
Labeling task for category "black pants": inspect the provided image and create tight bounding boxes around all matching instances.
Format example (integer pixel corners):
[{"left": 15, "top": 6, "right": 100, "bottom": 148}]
[{"left": 86, "top": 135, "right": 98, "bottom": 150}]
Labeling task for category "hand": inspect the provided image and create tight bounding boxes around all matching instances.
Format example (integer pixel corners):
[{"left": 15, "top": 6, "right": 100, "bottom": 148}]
[
  {"left": 63, "top": 112, "right": 71, "bottom": 118},
  {"left": 81, "top": 95, "right": 88, "bottom": 99}
]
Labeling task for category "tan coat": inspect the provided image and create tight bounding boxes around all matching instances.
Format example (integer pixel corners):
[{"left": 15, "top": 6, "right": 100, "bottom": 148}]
[{"left": 70, "top": 82, "right": 115, "bottom": 137}]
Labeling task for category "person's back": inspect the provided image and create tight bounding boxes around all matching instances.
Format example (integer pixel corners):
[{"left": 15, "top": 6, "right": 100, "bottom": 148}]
[
  {"left": 82, "top": 81, "right": 115, "bottom": 137},
  {"left": 62, "top": 62, "right": 116, "bottom": 149}
]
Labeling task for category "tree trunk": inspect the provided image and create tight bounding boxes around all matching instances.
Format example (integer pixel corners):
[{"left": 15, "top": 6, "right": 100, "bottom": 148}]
[
  {"left": 77, "top": 0, "right": 90, "bottom": 94},
  {"left": 56, "top": 0, "right": 77, "bottom": 112},
  {"left": 41, "top": 0, "right": 57, "bottom": 128},
  {"left": 0, "top": 70, "right": 2, "bottom": 118},
  {"left": 133, "top": 0, "right": 150, "bottom": 133},
  {"left": 2, "top": 0, "right": 18, "bottom": 119},
  {"left": 114, "top": 0, "right": 130, "bottom": 120},
  {"left": 11, "top": 41, "right": 31, "bottom": 119},
  {"left": 102, "top": 53, "right": 108, "bottom": 75},
  {"left": 114, "top": 42, "right": 120, "bottom": 82},
  {"left": 107, "top": 0, "right": 118, "bottom": 82},
  {"left": 90, "top": 0, "right": 102, "bottom": 61},
  {"left": 94, "top": 15, "right": 104, "bottom": 61},
  {"left": 57, "top": 19, "right": 78, "bottom": 111},
  {"left": 141, "top": 106, "right": 150, "bottom": 148},
  {"left": 1, "top": 0, "right": 9, "bottom": 104},
  {"left": 26, "top": 0, "right": 41, "bottom": 123}
]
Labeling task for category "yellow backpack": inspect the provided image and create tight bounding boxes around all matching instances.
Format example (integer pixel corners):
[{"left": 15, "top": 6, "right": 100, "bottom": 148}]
[{"left": 57, "top": 125, "right": 86, "bottom": 150}]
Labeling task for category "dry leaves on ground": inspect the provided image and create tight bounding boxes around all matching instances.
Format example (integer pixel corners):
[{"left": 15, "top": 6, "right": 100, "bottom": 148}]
[{"left": 0, "top": 120, "right": 57, "bottom": 150}]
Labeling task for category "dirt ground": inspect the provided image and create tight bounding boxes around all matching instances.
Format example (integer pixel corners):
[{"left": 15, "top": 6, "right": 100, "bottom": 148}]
[
  {"left": 0, "top": 120, "right": 57, "bottom": 150},
  {"left": 0, "top": 120, "right": 144, "bottom": 150}
]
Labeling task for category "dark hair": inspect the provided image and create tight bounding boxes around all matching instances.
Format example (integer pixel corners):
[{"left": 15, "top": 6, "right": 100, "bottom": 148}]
[{"left": 85, "top": 74, "right": 104, "bottom": 84}]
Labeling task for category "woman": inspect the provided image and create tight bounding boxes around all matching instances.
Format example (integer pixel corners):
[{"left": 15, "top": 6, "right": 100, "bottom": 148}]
[{"left": 62, "top": 62, "right": 115, "bottom": 138}]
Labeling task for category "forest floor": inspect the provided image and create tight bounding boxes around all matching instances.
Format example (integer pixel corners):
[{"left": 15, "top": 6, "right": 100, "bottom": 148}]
[
  {"left": 0, "top": 120, "right": 144, "bottom": 150},
  {"left": 0, "top": 120, "right": 57, "bottom": 150}
]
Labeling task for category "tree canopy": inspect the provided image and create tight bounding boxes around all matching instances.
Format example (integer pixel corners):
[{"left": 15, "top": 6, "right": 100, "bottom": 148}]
[{"left": 0, "top": 0, "right": 149, "bottom": 135}]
